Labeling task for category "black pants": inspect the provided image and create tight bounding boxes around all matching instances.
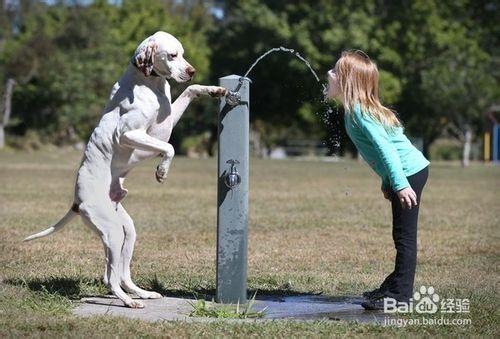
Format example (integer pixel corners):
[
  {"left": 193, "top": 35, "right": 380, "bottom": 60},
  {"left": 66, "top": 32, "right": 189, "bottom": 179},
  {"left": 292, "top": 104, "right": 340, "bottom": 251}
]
[{"left": 379, "top": 166, "right": 429, "bottom": 302}]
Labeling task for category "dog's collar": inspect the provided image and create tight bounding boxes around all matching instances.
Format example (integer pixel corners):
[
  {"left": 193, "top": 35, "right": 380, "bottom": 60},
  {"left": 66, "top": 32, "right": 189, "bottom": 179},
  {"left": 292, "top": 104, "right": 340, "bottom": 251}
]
[{"left": 130, "top": 58, "right": 160, "bottom": 77}]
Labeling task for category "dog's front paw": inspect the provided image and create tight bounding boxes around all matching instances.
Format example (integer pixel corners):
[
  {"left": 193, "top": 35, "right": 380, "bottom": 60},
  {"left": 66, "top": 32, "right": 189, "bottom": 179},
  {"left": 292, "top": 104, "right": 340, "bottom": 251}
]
[
  {"left": 208, "top": 86, "right": 227, "bottom": 98},
  {"left": 188, "top": 85, "right": 227, "bottom": 98},
  {"left": 126, "top": 300, "right": 145, "bottom": 309},
  {"left": 155, "top": 165, "right": 168, "bottom": 183},
  {"left": 137, "top": 291, "right": 162, "bottom": 299},
  {"left": 146, "top": 291, "right": 162, "bottom": 299}
]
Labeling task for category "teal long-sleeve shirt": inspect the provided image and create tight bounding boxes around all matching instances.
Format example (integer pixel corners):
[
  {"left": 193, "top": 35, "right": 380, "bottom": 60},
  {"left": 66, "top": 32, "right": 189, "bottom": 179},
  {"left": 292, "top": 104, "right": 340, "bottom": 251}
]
[{"left": 344, "top": 105, "right": 429, "bottom": 191}]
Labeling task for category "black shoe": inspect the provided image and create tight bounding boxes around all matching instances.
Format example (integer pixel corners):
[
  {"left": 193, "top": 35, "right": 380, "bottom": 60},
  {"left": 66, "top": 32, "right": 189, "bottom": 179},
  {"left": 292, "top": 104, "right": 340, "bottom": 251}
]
[
  {"left": 362, "top": 288, "right": 385, "bottom": 300},
  {"left": 361, "top": 297, "right": 388, "bottom": 310}
]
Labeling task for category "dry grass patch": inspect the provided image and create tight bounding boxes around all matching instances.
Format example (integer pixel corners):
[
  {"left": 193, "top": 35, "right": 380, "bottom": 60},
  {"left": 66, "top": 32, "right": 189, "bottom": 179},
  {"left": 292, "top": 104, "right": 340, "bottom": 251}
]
[{"left": 0, "top": 150, "right": 498, "bottom": 336}]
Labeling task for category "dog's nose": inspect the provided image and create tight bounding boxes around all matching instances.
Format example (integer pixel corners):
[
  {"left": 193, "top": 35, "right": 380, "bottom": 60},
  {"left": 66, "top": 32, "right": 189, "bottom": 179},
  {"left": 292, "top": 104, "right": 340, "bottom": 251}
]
[{"left": 186, "top": 66, "right": 196, "bottom": 77}]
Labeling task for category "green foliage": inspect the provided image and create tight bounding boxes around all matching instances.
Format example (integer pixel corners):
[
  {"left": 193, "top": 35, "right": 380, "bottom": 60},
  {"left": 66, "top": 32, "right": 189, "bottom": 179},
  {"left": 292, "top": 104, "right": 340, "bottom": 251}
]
[
  {"left": 1, "top": 0, "right": 498, "bottom": 157},
  {"left": 2, "top": 0, "right": 213, "bottom": 145},
  {"left": 421, "top": 47, "right": 498, "bottom": 134},
  {"left": 188, "top": 294, "right": 266, "bottom": 319},
  {"left": 16, "top": 284, "right": 72, "bottom": 316},
  {"left": 429, "top": 138, "right": 462, "bottom": 161},
  {"left": 381, "top": 0, "right": 500, "bottom": 151},
  {"left": 180, "top": 131, "right": 212, "bottom": 156},
  {"left": 6, "top": 129, "right": 45, "bottom": 150}
]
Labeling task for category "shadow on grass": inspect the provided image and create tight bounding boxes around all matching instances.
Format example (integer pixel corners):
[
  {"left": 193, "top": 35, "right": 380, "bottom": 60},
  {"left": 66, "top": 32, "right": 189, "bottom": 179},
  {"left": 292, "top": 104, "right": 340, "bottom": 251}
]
[
  {"left": 5, "top": 275, "right": 364, "bottom": 305},
  {"left": 147, "top": 276, "right": 362, "bottom": 303},
  {"left": 4, "top": 276, "right": 106, "bottom": 299}
]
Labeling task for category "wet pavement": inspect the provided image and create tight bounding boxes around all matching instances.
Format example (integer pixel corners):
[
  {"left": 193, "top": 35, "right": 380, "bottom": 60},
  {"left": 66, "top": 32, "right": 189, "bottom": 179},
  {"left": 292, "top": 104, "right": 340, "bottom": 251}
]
[
  {"left": 74, "top": 294, "right": 390, "bottom": 324},
  {"left": 254, "top": 295, "right": 388, "bottom": 323}
]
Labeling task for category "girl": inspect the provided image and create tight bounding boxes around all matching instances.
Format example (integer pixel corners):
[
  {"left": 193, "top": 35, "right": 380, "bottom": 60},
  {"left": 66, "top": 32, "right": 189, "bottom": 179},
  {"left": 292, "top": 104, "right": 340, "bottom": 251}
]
[{"left": 325, "top": 50, "right": 429, "bottom": 310}]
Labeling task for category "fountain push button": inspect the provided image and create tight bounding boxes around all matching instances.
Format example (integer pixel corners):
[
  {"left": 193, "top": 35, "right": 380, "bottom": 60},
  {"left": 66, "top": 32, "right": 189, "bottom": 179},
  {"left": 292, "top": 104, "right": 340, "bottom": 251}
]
[
  {"left": 225, "top": 90, "right": 241, "bottom": 107},
  {"left": 224, "top": 77, "right": 252, "bottom": 107}
]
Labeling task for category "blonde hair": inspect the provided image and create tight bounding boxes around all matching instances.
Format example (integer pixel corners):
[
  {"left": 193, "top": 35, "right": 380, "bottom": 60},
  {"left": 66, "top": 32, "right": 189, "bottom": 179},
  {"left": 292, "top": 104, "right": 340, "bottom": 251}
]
[{"left": 334, "top": 50, "right": 401, "bottom": 128}]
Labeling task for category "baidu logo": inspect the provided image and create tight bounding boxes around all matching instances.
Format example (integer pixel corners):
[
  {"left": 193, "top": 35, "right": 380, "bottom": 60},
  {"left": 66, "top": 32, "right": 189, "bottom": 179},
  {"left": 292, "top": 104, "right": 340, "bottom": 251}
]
[
  {"left": 414, "top": 285, "right": 440, "bottom": 313},
  {"left": 384, "top": 285, "right": 439, "bottom": 314}
]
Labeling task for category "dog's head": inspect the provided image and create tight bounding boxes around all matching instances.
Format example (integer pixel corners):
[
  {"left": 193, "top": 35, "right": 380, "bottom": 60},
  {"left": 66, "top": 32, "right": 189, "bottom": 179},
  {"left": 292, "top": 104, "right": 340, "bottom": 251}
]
[{"left": 133, "top": 31, "right": 195, "bottom": 82}]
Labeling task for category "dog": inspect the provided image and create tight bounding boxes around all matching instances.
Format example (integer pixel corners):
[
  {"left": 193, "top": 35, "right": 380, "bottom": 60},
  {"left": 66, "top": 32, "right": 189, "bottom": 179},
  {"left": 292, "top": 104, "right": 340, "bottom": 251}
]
[{"left": 24, "top": 31, "right": 227, "bottom": 308}]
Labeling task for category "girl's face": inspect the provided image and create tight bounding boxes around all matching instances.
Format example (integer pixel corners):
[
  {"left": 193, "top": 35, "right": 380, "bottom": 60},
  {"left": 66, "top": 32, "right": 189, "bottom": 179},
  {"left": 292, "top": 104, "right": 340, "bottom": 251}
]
[{"left": 324, "top": 68, "right": 341, "bottom": 101}]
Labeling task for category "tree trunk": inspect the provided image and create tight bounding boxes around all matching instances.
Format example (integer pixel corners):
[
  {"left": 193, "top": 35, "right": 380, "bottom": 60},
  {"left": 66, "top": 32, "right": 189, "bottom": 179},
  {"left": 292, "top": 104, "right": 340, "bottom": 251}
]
[
  {"left": 0, "top": 78, "right": 17, "bottom": 149},
  {"left": 423, "top": 139, "right": 430, "bottom": 159},
  {"left": 461, "top": 125, "right": 472, "bottom": 167},
  {"left": 250, "top": 128, "right": 262, "bottom": 157},
  {"left": 0, "top": 126, "right": 4, "bottom": 149}
]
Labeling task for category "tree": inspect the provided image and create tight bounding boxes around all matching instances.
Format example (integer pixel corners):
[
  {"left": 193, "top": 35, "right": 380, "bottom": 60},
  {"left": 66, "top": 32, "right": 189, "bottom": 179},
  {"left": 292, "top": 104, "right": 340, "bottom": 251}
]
[
  {"left": 210, "top": 0, "right": 402, "bottom": 154},
  {"left": 1, "top": 0, "right": 498, "bottom": 160},
  {"left": 379, "top": 0, "right": 499, "bottom": 161},
  {"left": 0, "top": 78, "right": 16, "bottom": 149},
  {"left": 1, "top": 0, "right": 215, "bottom": 147},
  {"left": 421, "top": 48, "right": 498, "bottom": 166},
  {"left": 0, "top": 0, "right": 43, "bottom": 148}
]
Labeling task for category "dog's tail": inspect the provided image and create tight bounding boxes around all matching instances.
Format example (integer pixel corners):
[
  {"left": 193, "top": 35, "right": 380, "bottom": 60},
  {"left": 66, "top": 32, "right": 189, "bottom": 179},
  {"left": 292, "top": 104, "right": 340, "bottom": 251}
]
[{"left": 23, "top": 203, "right": 79, "bottom": 242}]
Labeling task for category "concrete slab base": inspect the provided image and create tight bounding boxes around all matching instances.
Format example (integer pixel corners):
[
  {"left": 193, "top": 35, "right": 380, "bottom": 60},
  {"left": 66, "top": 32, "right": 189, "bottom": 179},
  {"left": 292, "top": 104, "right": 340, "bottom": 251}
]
[{"left": 74, "top": 295, "right": 390, "bottom": 324}]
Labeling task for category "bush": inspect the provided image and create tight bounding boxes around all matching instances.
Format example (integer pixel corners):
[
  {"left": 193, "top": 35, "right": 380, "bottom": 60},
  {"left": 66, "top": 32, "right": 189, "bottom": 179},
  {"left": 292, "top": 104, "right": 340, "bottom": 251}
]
[
  {"left": 7, "top": 130, "right": 45, "bottom": 151},
  {"left": 180, "top": 132, "right": 212, "bottom": 158},
  {"left": 429, "top": 138, "right": 462, "bottom": 161}
]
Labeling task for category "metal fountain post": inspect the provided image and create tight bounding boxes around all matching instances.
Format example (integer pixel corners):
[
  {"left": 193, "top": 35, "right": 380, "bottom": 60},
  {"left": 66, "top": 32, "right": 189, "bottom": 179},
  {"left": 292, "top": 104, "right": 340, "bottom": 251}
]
[{"left": 216, "top": 75, "right": 251, "bottom": 304}]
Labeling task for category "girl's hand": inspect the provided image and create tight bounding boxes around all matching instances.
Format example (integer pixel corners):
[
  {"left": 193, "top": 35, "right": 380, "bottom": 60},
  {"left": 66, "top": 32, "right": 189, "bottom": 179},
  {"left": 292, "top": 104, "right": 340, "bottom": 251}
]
[
  {"left": 396, "top": 187, "right": 418, "bottom": 209},
  {"left": 381, "top": 187, "right": 391, "bottom": 200}
]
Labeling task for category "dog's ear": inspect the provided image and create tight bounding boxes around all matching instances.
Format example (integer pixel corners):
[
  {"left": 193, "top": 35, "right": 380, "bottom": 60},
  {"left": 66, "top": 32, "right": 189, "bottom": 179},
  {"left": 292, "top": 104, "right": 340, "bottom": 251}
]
[{"left": 133, "top": 37, "right": 158, "bottom": 77}]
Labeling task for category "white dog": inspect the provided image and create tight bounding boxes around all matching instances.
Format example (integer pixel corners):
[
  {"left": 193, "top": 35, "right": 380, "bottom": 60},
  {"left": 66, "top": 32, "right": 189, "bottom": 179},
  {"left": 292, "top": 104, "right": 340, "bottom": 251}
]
[{"left": 24, "top": 31, "right": 227, "bottom": 308}]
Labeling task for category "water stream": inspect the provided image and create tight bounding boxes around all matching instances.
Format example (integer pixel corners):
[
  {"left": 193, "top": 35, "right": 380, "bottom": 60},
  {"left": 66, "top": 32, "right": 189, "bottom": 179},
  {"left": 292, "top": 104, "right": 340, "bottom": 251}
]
[
  {"left": 243, "top": 46, "right": 321, "bottom": 83},
  {"left": 239, "top": 46, "right": 341, "bottom": 154}
]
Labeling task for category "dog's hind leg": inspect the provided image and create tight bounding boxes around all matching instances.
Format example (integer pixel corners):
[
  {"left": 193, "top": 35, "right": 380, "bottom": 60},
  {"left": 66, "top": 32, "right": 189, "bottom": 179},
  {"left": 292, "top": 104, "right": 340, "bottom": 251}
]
[
  {"left": 80, "top": 203, "right": 145, "bottom": 308},
  {"left": 101, "top": 243, "right": 110, "bottom": 288},
  {"left": 105, "top": 228, "right": 145, "bottom": 308},
  {"left": 117, "top": 204, "right": 162, "bottom": 299}
]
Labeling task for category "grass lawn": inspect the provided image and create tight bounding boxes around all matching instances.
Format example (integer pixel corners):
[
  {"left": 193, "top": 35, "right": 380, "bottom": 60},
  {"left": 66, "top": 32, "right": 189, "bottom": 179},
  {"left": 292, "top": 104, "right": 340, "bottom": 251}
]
[{"left": 0, "top": 149, "right": 498, "bottom": 336}]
